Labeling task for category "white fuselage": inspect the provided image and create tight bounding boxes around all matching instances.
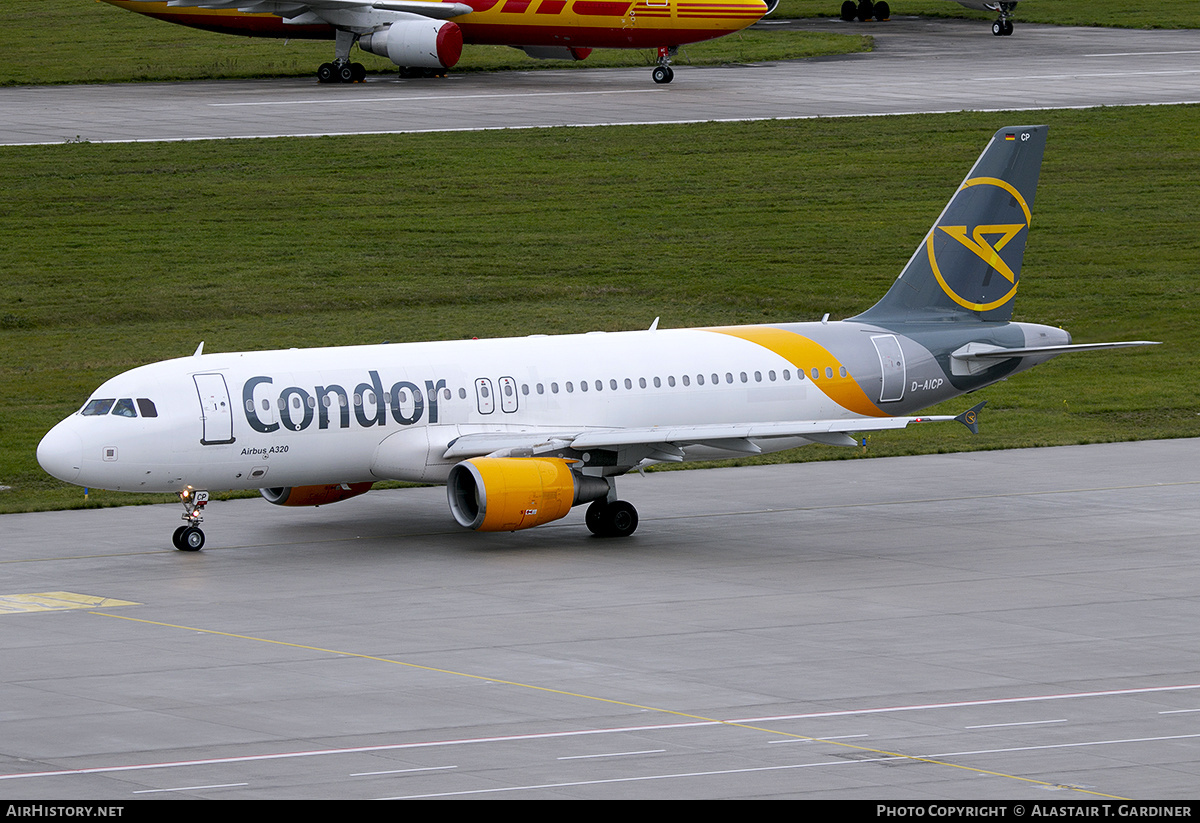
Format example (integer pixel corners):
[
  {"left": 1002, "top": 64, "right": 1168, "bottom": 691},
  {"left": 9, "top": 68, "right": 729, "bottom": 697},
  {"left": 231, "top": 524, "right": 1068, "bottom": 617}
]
[{"left": 36, "top": 319, "right": 1063, "bottom": 496}]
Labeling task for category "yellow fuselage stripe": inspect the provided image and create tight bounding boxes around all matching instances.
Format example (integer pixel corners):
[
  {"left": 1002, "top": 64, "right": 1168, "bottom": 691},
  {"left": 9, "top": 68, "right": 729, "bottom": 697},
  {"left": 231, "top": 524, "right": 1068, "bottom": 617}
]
[{"left": 704, "top": 326, "right": 885, "bottom": 417}]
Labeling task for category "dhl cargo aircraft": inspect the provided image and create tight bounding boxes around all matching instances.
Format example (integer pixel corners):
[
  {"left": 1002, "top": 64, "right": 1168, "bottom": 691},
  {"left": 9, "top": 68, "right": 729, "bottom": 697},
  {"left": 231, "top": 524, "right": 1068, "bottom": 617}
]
[
  {"left": 38, "top": 126, "right": 1155, "bottom": 551},
  {"left": 100, "top": 0, "right": 770, "bottom": 84},
  {"left": 838, "top": 1, "right": 1022, "bottom": 37}
]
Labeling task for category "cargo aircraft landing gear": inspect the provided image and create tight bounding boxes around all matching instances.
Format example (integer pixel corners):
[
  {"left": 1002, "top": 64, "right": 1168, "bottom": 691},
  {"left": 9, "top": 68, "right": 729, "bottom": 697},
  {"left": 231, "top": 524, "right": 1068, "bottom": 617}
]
[
  {"left": 173, "top": 488, "right": 208, "bottom": 551},
  {"left": 840, "top": 1, "right": 890, "bottom": 22},
  {"left": 318, "top": 60, "right": 367, "bottom": 83},
  {"left": 991, "top": 2, "right": 1017, "bottom": 36},
  {"left": 318, "top": 29, "right": 367, "bottom": 83},
  {"left": 653, "top": 46, "right": 677, "bottom": 84}
]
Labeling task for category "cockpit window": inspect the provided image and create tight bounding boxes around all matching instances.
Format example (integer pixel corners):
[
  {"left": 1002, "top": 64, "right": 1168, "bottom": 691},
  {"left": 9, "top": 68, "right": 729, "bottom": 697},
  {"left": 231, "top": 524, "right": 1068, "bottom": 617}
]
[
  {"left": 82, "top": 398, "right": 115, "bottom": 416},
  {"left": 136, "top": 398, "right": 158, "bottom": 418},
  {"left": 111, "top": 398, "right": 137, "bottom": 418}
]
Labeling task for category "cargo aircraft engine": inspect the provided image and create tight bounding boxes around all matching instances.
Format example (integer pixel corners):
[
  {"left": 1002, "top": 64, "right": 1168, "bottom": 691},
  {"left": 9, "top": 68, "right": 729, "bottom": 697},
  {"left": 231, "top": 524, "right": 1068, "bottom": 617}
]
[
  {"left": 447, "top": 457, "right": 631, "bottom": 534},
  {"left": 357, "top": 20, "right": 464, "bottom": 74}
]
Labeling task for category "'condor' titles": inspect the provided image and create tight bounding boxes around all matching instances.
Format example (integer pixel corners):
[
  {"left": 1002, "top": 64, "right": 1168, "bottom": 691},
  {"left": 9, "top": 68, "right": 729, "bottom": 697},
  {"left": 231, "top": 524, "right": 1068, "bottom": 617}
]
[{"left": 243, "top": 371, "right": 447, "bottom": 434}]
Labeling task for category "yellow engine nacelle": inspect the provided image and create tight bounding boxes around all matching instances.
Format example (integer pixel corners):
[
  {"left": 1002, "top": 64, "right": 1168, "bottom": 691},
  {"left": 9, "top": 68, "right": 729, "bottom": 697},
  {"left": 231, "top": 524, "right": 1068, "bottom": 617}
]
[
  {"left": 260, "top": 482, "right": 373, "bottom": 507},
  {"left": 447, "top": 458, "right": 608, "bottom": 532}
]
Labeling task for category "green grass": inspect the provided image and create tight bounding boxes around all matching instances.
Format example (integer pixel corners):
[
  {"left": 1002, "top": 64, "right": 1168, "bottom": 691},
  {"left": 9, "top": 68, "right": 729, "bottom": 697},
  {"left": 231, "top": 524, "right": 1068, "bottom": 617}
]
[
  {"left": 2, "top": 0, "right": 867, "bottom": 85},
  {"left": 772, "top": 0, "right": 1200, "bottom": 28},
  {"left": 2, "top": 106, "right": 1197, "bottom": 512}
]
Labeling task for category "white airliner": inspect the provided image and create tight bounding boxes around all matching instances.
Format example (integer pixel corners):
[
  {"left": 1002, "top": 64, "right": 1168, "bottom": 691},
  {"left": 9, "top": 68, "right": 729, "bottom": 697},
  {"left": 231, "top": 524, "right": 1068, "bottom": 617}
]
[{"left": 38, "top": 125, "right": 1154, "bottom": 550}]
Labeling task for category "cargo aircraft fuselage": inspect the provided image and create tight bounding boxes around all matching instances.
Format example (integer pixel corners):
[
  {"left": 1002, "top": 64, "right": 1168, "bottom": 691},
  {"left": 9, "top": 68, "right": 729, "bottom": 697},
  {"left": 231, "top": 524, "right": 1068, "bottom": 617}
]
[{"left": 101, "top": 0, "right": 770, "bottom": 84}]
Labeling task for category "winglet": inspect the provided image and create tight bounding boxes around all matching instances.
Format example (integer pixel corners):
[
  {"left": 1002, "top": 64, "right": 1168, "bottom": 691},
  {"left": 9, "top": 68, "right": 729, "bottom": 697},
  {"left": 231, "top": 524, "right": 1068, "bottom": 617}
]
[{"left": 955, "top": 401, "right": 986, "bottom": 434}]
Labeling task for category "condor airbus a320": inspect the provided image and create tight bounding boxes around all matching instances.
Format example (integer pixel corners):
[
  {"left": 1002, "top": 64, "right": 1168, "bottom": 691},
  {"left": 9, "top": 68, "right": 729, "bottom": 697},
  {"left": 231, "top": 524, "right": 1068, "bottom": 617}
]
[
  {"left": 38, "top": 126, "right": 1154, "bottom": 550},
  {"left": 100, "top": 0, "right": 770, "bottom": 84}
]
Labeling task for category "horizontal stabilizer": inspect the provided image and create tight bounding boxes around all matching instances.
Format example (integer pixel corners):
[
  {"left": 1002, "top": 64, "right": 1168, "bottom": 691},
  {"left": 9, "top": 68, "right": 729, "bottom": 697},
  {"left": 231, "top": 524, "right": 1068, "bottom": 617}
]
[{"left": 953, "top": 341, "right": 1160, "bottom": 360}]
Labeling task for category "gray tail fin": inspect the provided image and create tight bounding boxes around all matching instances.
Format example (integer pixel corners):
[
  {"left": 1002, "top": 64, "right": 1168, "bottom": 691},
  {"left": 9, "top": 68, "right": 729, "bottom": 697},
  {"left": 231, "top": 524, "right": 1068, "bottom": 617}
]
[{"left": 852, "top": 126, "right": 1047, "bottom": 325}]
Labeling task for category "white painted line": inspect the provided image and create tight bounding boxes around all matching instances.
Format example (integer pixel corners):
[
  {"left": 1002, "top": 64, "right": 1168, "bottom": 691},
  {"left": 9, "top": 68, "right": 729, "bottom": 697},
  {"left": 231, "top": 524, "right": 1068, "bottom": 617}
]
[
  {"left": 9, "top": 99, "right": 1200, "bottom": 147},
  {"left": 965, "top": 719, "right": 1068, "bottom": 729},
  {"left": 1085, "top": 50, "right": 1200, "bottom": 57},
  {"left": 132, "top": 782, "right": 248, "bottom": 794},
  {"left": 736, "top": 682, "right": 1200, "bottom": 723},
  {"left": 4, "top": 683, "right": 1198, "bottom": 783},
  {"left": 965, "top": 70, "right": 1200, "bottom": 81},
  {"left": 211, "top": 89, "right": 660, "bottom": 107},
  {"left": 384, "top": 733, "right": 1200, "bottom": 799},
  {"left": 925, "top": 732, "right": 1200, "bottom": 759},
  {"left": 350, "top": 765, "right": 458, "bottom": 776},
  {"left": 558, "top": 749, "right": 666, "bottom": 760},
  {"left": 383, "top": 758, "right": 875, "bottom": 798}
]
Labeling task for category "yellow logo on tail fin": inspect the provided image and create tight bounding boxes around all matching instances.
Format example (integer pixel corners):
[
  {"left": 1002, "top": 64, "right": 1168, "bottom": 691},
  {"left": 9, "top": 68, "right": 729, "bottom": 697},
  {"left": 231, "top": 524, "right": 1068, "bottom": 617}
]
[{"left": 928, "top": 177, "right": 1032, "bottom": 312}]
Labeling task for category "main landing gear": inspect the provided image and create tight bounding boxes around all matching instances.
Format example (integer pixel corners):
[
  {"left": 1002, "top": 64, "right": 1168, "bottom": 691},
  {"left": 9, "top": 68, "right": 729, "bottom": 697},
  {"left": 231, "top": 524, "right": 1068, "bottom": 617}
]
[
  {"left": 317, "top": 29, "right": 367, "bottom": 84},
  {"left": 318, "top": 60, "right": 367, "bottom": 84},
  {"left": 585, "top": 499, "right": 639, "bottom": 538},
  {"left": 839, "top": 1, "right": 890, "bottom": 22},
  {"left": 172, "top": 488, "right": 208, "bottom": 551},
  {"left": 652, "top": 45, "right": 677, "bottom": 85}
]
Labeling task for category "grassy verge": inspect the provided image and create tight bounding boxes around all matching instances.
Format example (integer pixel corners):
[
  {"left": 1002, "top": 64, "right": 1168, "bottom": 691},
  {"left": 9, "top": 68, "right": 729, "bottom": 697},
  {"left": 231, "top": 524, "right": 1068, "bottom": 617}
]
[{"left": 2, "top": 106, "right": 1197, "bottom": 513}]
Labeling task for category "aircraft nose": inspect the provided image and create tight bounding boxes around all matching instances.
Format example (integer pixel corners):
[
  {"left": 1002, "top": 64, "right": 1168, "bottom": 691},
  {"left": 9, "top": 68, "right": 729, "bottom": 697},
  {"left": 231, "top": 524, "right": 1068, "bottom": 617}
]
[{"left": 37, "top": 421, "right": 83, "bottom": 484}]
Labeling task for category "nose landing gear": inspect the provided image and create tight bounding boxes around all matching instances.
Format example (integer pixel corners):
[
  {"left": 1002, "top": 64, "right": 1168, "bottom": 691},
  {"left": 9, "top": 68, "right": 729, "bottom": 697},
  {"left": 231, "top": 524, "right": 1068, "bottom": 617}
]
[
  {"left": 653, "top": 46, "right": 677, "bottom": 84},
  {"left": 989, "top": 2, "right": 1017, "bottom": 35},
  {"left": 173, "top": 489, "right": 208, "bottom": 551}
]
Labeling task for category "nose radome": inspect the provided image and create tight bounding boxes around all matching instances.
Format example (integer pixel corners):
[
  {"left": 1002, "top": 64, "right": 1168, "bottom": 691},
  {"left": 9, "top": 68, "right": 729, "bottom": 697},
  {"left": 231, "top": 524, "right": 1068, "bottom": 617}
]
[{"left": 37, "top": 421, "right": 83, "bottom": 484}]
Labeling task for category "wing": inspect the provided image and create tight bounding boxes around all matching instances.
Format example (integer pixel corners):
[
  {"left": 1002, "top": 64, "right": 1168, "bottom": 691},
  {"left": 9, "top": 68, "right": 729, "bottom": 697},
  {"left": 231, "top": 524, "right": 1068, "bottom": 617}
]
[
  {"left": 441, "top": 404, "right": 986, "bottom": 465},
  {"left": 124, "top": 0, "right": 473, "bottom": 21}
]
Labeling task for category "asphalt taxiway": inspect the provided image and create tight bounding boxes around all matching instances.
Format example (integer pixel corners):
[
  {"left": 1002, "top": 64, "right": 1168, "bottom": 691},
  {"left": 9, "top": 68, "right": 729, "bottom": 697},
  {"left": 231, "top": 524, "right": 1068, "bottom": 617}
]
[
  {"left": 1, "top": 18, "right": 1198, "bottom": 144},
  {"left": 2, "top": 439, "right": 1199, "bottom": 798}
]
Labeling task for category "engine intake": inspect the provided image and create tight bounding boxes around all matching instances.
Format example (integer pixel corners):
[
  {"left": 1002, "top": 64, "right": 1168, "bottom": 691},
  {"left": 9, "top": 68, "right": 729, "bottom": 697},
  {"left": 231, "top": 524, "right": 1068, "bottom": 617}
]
[
  {"left": 447, "top": 457, "right": 609, "bottom": 532},
  {"left": 260, "top": 482, "right": 373, "bottom": 507}
]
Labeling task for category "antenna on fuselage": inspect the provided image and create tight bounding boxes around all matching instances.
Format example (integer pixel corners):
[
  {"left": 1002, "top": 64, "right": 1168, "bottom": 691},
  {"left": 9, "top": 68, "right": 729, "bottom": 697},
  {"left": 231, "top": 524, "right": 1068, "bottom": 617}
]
[
  {"left": 649, "top": 317, "right": 660, "bottom": 332},
  {"left": 193, "top": 342, "right": 204, "bottom": 357}
]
